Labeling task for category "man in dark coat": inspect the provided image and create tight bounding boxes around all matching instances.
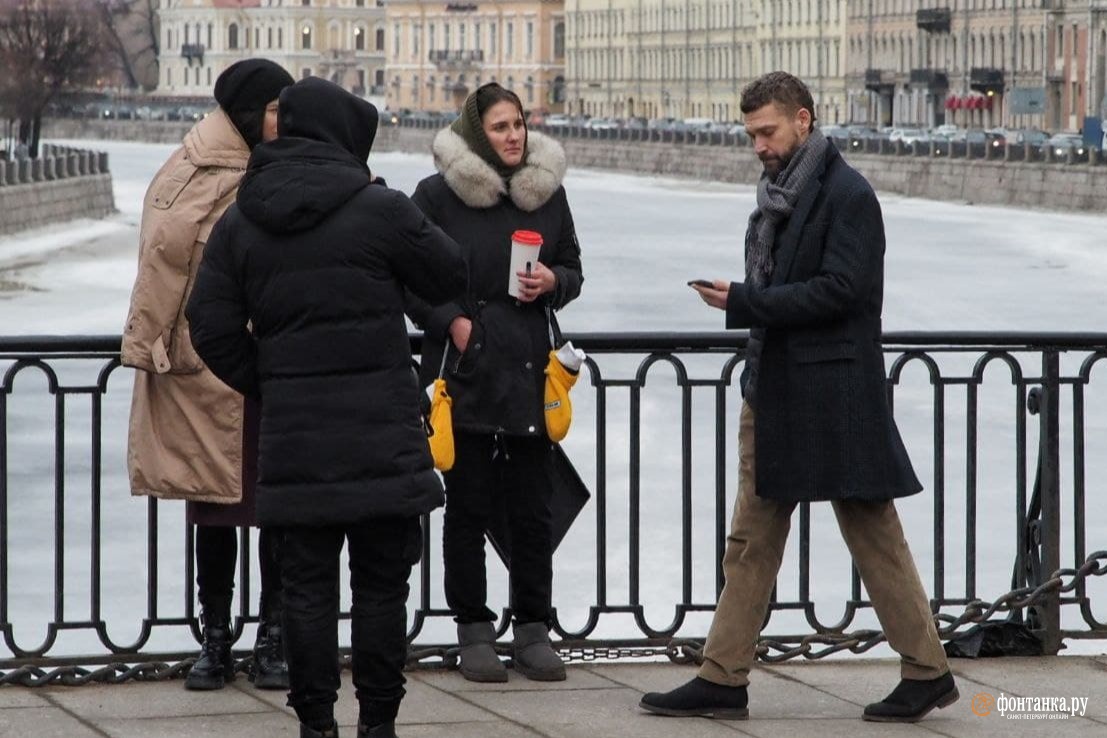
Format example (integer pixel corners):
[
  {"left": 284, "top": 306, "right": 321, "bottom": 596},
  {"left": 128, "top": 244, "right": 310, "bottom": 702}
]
[
  {"left": 640, "top": 72, "right": 958, "bottom": 724},
  {"left": 186, "top": 77, "right": 466, "bottom": 738}
]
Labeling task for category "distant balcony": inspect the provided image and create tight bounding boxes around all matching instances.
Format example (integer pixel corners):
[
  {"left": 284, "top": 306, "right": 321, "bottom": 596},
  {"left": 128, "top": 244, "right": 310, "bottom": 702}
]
[
  {"left": 865, "top": 68, "right": 895, "bottom": 93},
  {"left": 970, "top": 67, "right": 1005, "bottom": 94},
  {"left": 910, "top": 68, "right": 949, "bottom": 91},
  {"left": 180, "top": 44, "right": 204, "bottom": 65},
  {"left": 429, "top": 49, "right": 484, "bottom": 70},
  {"left": 916, "top": 8, "right": 952, "bottom": 33}
]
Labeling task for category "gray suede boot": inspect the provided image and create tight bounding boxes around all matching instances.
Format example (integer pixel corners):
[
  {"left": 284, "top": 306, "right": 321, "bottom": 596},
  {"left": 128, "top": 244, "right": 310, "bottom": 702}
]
[
  {"left": 457, "top": 622, "right": 508, "bottom": 683},
  {"left": 512, "top": 622, "right": 566, "bottom": 682}
]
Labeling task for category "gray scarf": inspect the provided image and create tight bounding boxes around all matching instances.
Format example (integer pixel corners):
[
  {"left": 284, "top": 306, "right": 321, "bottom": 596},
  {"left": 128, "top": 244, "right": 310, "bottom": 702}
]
[{"left": 745, "top": 128, "right": 829, "bottom": 287}]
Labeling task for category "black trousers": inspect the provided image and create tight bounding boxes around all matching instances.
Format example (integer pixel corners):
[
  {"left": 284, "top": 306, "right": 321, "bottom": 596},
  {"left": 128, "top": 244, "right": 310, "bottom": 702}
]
[
  {"left": 195, "top": 526, "right": 282, "bottom": 617},
  {"left": 279, "top": 518, "right": 422, "bottom": 730},
  {"left": 443, "top": 432, "right": 554, "bottom": 625}
]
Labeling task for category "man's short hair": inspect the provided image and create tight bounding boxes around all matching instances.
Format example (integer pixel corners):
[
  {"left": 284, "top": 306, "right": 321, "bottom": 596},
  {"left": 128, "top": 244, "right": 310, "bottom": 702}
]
[{"left": 740, "top": 72, "right": 817, "bottom": 127}]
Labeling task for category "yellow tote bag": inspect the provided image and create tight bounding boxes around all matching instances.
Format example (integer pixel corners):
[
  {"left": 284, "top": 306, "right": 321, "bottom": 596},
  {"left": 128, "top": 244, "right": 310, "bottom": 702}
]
[{"left": 427, "top": 349, "right": 455, "bottom": 471}]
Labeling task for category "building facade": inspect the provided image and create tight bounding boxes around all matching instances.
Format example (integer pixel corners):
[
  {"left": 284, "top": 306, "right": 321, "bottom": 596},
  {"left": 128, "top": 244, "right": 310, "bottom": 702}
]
[
  {"left": 845, "top": 0, "right": 1107, "bottom": 133},
  {"left": 157, "top": 0, "right": 387, "bottom": 100},
  {"left": 563, "top": 0, "right": 847, "bottom": 124},
  {"left": 383, "top": 0, "right": 566, "bottom": 114}
]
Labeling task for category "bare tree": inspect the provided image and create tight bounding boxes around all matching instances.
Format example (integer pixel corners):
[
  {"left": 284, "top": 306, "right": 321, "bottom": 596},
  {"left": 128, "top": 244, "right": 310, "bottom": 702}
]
[
  {"left": 0, "top": 0, "right": 109, "bottom": 156},
  {"left": 97, "top": 0, "right": 159, "bottom": 90}
]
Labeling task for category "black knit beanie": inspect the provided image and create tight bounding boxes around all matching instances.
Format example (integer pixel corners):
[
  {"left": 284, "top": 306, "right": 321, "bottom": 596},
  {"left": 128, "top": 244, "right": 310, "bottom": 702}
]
[
  {"left": 450, "top": 82, "right": 527, "bottom": 179},
  {"left": 214, "top": 59, "right": 294, "bottom": 149}
]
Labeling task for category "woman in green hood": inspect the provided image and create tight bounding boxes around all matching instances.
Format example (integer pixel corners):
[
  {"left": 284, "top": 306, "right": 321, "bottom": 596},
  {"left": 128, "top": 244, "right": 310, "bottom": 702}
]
[{"left": 407, "top": 83, "right": 584, "bottom": 683}]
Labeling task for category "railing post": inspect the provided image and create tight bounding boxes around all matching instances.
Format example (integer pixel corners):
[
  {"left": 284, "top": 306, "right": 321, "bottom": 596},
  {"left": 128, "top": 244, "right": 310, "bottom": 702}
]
[{"left": 1034, "top": 349, "right": 1062, "bottom": 654}]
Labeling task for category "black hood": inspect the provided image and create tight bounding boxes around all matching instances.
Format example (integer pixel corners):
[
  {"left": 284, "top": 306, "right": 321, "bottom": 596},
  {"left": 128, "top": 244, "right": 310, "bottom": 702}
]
[{"left": 236, "top": 77, "right": 379, "bottom": 233}]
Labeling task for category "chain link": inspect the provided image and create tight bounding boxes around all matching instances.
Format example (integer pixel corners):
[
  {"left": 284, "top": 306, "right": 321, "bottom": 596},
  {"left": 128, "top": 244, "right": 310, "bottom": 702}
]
[{"left": 4, "top": 552, "right": 1104, "bottom": 687}]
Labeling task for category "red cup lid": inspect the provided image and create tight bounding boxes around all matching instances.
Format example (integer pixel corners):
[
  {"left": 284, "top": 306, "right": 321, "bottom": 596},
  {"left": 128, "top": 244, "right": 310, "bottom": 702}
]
[{"left": 511, "top": 230, "right": 543, "bottom": 246}]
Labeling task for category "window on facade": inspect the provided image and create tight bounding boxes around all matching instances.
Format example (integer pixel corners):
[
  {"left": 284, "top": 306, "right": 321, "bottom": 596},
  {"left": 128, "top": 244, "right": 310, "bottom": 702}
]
[
  {"left": 554, "top": 22, "right": 564, "bottom": 59},
  {"left": 1072, "top": 81, "right": 1078, "bottom": 114},
  {"left": 525, "top": 76, "right": 534, "bottom": 102},
  {"left": 207, "top": 67, "right": 212, "bottom": 86},
  {"left": 302, "top": 25, "right": 312, "bottom": 50},
  {"left": 507, "top": 21, "right": 514, "bottom": 57},
  {"left": 460, "top": 23, "right": 466, "bottom": 50},
  {"left": 255, "top": 28, "right": 260, "bottom": 49},
  {"left": 490, "top": 22, "right": 497, "bottom": 56},
  {"left": 358, "top": 69, "right": 366, "bottom": 91},
  {"left": 429, "top": 24, "right": 436, "bottom": 51},
  {"left": 166, "top": 28, "right": 172, "bottom": 50},
  {"left": 1057, "top": 25, "right": 1063, "bottom": 57},
  {"left": 268, "top": 27, "right": 273, "bottom": 48},
  {"left": 393, "top": 24, "right": 400, "bottom": 54},
  {"left": 229, "top": 23, "right": 239, "bottom": 49},
  {"left": 354, "top": 27, "right": 364, "bottom": 50},
  {"left": 302, "top": 0, "right": 310, "bottom": 6},
  {"left": 302, "top": 67, "right": 312, "bottom": 79},
  {"left": 166, "top": 67, "right": 171, "bottom": 86},
  {"left": 357, "top": 0, "right": 365, "bottom": 6},
  {"left": 374, "top": 27, "right": 383, "bottom": 52},
  {"left": 375, "top": 69, "right": 384, "bottom": 86},
  {"left": 413, "top": 25, "right": 420, "bottom": 56},
  {"left": 526, "top": 21, "right": 534, "bottom": 58}
]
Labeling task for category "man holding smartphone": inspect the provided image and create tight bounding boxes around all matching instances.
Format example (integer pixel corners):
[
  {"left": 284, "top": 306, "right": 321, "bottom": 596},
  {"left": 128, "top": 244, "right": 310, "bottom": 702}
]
[{"left": 643, "top": 72, "right": 957, "bottom": 724}]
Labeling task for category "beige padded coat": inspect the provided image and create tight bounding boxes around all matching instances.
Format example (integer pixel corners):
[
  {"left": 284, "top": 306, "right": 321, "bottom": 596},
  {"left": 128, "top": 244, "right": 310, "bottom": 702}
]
[{"left": 121, "top": 109, "right": 249, "bottom": 504}]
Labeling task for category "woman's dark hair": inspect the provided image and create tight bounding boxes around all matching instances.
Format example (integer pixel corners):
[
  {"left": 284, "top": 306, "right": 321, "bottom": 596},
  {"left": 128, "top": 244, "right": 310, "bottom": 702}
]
[
  {"left": 475, "top": 82, "right": 525, "bottom": 121},
  {"left": 740, "top": 72, "right": 817, "bottom": 128}
]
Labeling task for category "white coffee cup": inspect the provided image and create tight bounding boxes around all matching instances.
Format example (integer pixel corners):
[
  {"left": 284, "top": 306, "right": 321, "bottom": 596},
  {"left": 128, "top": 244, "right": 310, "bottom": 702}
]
[{"left": 508, "top": 229, "right": 543, "bottom": 298}]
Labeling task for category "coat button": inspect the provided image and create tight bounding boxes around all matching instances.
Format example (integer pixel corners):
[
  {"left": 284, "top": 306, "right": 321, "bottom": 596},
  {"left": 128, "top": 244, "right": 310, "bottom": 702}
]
[
  {"left": 528, "top": 425, "right": 536, "bottom": 433},
  {"left": 473, "top": 343, "right": 481, "bottom": 350},
  {"left": 525, "top": 361, "right": 533, "bottom": 369}
]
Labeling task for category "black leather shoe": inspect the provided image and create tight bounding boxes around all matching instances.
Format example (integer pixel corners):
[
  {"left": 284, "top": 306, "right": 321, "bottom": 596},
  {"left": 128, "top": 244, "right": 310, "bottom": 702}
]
[
  {"left": 357, "top": 721, "right": 398, "bottom": 738},
  {"left": 639, "top": 677, "right": 749, "bottom": 720},
  {"left": 863, "top": 672, "right": 959, "bottom": 722}
]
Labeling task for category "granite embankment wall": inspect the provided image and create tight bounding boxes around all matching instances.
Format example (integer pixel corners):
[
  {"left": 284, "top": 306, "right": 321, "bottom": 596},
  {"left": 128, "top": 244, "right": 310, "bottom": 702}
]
[
  {"left": 42, "top": 118, "right": 1107, "bottom": 212},
  {"left": 0, "top": 144, "right": 115, "bottom": 237}
]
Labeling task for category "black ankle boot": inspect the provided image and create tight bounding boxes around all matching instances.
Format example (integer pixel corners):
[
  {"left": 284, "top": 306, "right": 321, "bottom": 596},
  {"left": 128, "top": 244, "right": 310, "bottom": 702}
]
[
  {"left": 863, "top": 672, "right": 959, "bottom": 722},
  {"left": 300, "top": 722, "right": 339, "bottom": 738},
  {"left": 185, "top": 610, "right": 235, "bottom": 690},
  {"left": 250, "top": 618, "right": 290, "bottom": 690},
  {"left": 639, "top": 677, "right": 749, "bottom": 719},
  {"left": 357, "top": 721, "right": 397, "bottom": 738}
]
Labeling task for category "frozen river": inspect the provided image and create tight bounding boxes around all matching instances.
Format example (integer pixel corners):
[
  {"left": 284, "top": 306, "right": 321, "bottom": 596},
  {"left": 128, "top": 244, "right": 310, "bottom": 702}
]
[{"left": 1, "top": 138, "right": 1104, "bottom": 661}]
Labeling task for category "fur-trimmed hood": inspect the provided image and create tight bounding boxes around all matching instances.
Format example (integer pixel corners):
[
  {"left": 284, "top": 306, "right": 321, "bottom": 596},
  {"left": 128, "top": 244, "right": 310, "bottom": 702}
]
[{"left": 431, "top": 128, "right": 567, "bottom": 212}]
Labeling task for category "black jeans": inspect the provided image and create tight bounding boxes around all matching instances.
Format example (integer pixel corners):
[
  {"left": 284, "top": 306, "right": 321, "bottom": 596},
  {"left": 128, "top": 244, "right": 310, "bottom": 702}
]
[
  {"left": 279, "top": 517, "right": 422, "bottom": 730},
  {"left": 195, "top": 526, "right": 282, "bottom": 617},
  {"left": 443, "top": 432, "right": 554, "bottom": 625}
]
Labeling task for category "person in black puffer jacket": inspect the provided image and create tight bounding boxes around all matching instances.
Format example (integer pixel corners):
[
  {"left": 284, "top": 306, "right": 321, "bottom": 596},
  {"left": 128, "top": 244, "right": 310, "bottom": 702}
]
[
  {"left": 406, "top": 83, "right": 583, "bottom": 684},
  {"left": 186, "top": 77, "right": 466, "bottom": 738}
]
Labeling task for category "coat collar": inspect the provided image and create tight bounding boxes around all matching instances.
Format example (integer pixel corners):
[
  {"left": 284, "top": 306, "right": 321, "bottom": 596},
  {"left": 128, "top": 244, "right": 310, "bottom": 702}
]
[
  {"left": 770, "top": 144, "right": 838, "bottom": 286},
  {"left": 431, "top": 127, "right": 567, "bottom": 211},
  {"left": 183, "top": 108, "right": 250, "bottom": 169}
]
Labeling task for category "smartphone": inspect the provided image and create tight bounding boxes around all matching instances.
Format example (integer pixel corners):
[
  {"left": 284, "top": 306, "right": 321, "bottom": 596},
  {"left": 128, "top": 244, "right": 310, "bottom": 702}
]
[
  {"left": 687, "top": 279, "right": 714, "bottom": 288},
  {"left": 526, "top": 261, "right": 533, "bottom": 277}
]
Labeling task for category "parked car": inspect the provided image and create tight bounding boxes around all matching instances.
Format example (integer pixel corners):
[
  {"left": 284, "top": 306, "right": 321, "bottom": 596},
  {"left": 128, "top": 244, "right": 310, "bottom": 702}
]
[
  {"left": 1008, "top": 128, "right": 1049, "bottom": 151},
  {"left": 544, "top": 113, "right": 571, "bottom": 127},
  {"left": 819, "top": 124, "right": 849, "bottom": 140},
  {"left": 585, "top": 117, "right": 620, "bottom": 130},
  {"left": 889, "top": 127, "right": 928, "bottom": 145},
  {"left": 933, "top": 123, "right": 960, "bottom": 137},
  {"left": 1046, "top": 133, "right": 1087, "bottom": 160},
  {"left": 725, "top": 123, "right": 750, "bottom": 143}
]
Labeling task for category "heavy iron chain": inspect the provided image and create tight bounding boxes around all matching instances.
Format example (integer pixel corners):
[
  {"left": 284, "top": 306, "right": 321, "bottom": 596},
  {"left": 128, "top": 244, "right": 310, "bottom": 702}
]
[{"left": 3, "top": 551, "right": 1104, "bottom": 687}]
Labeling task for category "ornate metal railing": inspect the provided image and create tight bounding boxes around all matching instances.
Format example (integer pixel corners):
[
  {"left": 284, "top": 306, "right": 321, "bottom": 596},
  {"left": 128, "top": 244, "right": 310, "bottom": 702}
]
[{"left": 2, "top": 333, "right": 1106, "bottom": 686}]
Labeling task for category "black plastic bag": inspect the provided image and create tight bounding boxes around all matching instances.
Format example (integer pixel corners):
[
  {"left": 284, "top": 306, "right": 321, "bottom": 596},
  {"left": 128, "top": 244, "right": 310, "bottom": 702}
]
[
  {"left": 944, "top": 620, "right": 1044, "bottom": 658},
  {"left": 486, "top": 444, "right": 591, "bottom": 567}
]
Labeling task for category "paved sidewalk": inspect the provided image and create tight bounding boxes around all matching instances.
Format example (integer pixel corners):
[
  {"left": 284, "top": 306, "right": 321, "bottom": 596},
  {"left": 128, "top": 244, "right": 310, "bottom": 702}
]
[{"left": 2, "top": 656, "right": 1105, "bottom": 737}]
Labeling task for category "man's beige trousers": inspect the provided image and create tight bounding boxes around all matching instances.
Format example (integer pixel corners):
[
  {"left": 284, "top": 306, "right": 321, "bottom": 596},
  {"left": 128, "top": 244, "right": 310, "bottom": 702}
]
[{"left": 698, "top": 402, "right": 950, "bottom": 687}]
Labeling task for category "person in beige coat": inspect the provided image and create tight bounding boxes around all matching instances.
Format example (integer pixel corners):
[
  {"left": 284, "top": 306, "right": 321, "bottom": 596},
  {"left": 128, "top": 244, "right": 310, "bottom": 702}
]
[{"left": 121, "top": 59, "right": 294, "bottom": 692}]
